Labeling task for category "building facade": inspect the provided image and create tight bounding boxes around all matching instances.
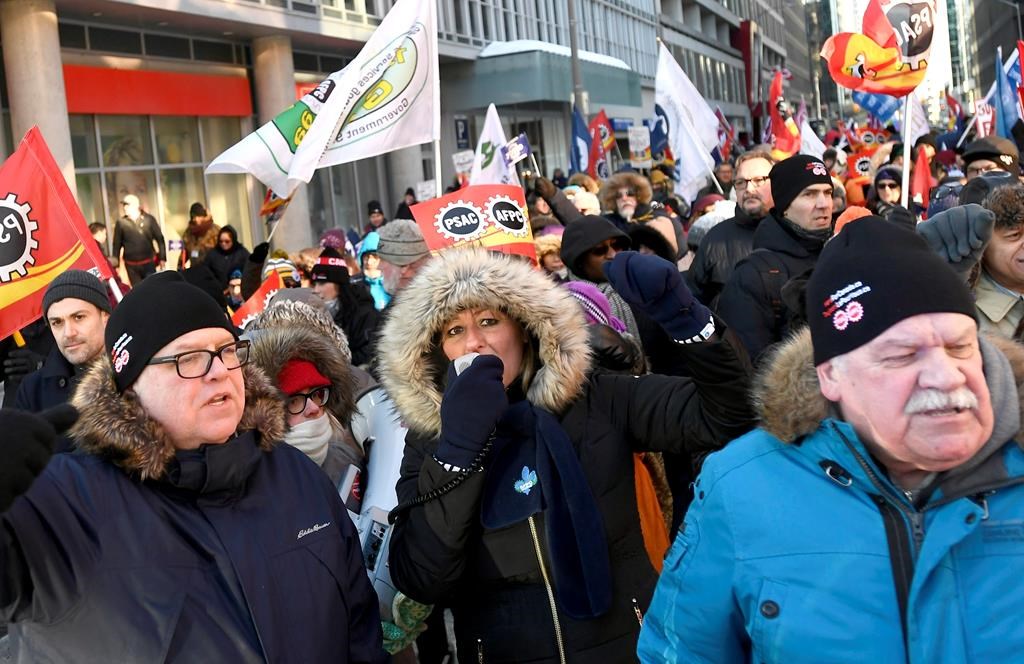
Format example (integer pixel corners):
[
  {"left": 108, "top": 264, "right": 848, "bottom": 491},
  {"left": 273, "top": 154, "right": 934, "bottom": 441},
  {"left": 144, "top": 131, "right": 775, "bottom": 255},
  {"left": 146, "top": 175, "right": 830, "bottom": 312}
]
[{"left": 1, "top": 0, "right": 812, "bottom": 256}]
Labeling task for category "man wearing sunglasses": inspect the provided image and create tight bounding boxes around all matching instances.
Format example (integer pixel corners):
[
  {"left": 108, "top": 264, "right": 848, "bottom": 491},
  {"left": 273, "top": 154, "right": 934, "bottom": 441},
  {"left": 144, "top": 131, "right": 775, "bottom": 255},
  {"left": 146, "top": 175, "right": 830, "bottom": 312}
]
[
  {"left": 962, "top": 136, "right": 1020, "bottom": 182},
  {"left": 0, "top": 272, "right": 385, "bottom": 662}
]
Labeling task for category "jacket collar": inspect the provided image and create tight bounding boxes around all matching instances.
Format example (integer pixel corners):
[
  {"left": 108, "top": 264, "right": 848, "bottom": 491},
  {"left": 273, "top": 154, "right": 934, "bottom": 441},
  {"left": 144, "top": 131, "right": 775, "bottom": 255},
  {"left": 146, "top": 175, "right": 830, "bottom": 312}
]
[
  {"left": 70, "top": 358, "right": 286, "bottom": 480},
  {"left": 752, "top": 212, "right": 824, "bottom": 258},
  {"left": 41, "top": 345, "right": 75, "bottom": 379},
  {"left": 976, "top": 271, "right": 1024, "bottom": 323}
]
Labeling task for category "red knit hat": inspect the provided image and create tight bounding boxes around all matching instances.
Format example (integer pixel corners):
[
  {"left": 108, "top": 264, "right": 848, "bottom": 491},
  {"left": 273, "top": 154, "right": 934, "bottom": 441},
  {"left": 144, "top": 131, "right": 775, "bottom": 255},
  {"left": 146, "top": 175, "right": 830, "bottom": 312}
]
[{"left": 277, "top": 358, "right": 330, "bottom": 395}]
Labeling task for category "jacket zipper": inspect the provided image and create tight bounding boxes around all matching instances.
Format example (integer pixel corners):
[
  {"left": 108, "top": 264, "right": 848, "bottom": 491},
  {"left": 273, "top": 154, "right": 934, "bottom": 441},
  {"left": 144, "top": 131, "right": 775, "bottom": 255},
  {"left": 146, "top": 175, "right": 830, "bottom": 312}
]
[
  {"left": 477, "top": 638, "right": 484, "bottom": 663},
  {"left": 632, "top": 597, "right": 644, "bottom": 627},
  {"left": 528, "top": 515, "right": 567, "bottom": 664}
]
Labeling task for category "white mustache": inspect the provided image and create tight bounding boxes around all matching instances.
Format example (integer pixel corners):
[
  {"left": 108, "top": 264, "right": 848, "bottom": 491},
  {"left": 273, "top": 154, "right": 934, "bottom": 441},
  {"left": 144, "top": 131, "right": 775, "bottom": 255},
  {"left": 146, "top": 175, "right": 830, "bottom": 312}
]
[{"left": 904, "top": 387, "right": 978, "bottom": 415}]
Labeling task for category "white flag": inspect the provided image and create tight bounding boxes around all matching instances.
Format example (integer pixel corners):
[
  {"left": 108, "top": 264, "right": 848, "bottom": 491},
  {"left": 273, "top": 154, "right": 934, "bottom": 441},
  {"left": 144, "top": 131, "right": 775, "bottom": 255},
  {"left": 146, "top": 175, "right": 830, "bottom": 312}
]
[
  {"left": 468, "top": 104, "right": 520, "bottom": 186},
  {"left": 655, "top": 44, "right": 715, "bottom": 203},
  {"left": 799, "top": 119, "right": 827, "bottom": 160},
  {"left": 898, "top": 93, "right": 930, "bottom": 148},
  {"left": 206, "top": 0, "right": 439, "bottom": 196}
]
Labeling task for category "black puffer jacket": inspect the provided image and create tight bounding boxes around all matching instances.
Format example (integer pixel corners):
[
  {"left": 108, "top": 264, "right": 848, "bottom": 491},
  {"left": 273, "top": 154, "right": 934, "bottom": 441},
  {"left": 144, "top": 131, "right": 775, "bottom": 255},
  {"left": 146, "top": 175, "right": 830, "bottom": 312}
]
[
  {"left": 688, "top": 211, "right": 764, "bottom": 307},
  {"left": 205, "top": 225, "right": 250, "bottom": 288},
  {"left": 716, "top": 211, "right": 827, "bottom": 362},
  {"left": 378, "top": 249, "right": 755, "bottom": 663},
  {"left": 1, "top": 361, "right": 385, "bottom": 663}
]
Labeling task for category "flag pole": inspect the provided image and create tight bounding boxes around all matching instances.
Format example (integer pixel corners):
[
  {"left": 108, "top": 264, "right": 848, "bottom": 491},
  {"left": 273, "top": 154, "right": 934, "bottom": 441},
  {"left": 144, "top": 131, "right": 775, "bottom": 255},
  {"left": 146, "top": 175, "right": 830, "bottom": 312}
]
[
  {"left": 434, "top": 139, "right": 443, "bottom": 198},
  {"left": 107, "top": 277, "right": 124, "bottom": 303},
  {"left": 900, "top": 94, "right": 912, "bottom": 209}
]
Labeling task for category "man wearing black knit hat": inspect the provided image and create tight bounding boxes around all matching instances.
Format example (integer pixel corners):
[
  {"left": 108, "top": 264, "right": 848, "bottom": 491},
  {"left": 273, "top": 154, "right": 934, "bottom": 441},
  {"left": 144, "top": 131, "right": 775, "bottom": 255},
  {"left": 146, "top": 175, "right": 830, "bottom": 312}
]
[
  {"left": 641, "top": 216, "right": 1024, "bottom": 661},
  {"left": 13, "top": 270, "right": 112, "bottom": 445},
  {"left": 0, "top": 270, "right": 385, "bottom": 661},
  {"left": 717, "top": 154, "right": 834, "bottom": 361},
  {"left": 311, "top": 247, "right": 381, "bottom": 367}
]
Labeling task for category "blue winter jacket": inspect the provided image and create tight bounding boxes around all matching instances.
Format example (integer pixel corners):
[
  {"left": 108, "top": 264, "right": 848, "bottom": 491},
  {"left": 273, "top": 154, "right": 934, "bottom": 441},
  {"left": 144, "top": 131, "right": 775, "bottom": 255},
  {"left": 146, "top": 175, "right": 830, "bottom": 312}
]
[{"left": 639, "top": 330, "right": 1024, "bottom": 663}]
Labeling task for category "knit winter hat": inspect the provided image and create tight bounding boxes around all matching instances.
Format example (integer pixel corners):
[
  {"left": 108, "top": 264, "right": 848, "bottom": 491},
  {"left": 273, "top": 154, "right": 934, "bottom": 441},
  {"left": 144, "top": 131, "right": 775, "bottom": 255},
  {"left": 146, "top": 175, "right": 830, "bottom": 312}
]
[
  {"left": 105, "top": 271, "right": 235, "bottom": 392},
  {"left": 806, "top": 216, "right": 976, "bottom": 366},
  {"left": 277, "top": 358, "right": 330, "bottom": 395},
  {"left": 367, "top": 200, "right": 384, "bottom": 215},
  {"left": 310, "top": 247, "right": 349, "bottom": 284},
  {"left": 43, "top": 269, "right": 112, "bottom": 316},
  {"left": 376, "top": 219, "right": 430, "bottom": 266},
  {"left": 564, "top": 281, "right": 626, "bottom": 332},
  {"left": 962, "top": 136, "right": 1020, "bottom": 176},
  {"left": 770, "top": 155, "right": 833, "bottom": 217},
  {"left": 262, "top": 257, "right": 300, "bottom": 283}
]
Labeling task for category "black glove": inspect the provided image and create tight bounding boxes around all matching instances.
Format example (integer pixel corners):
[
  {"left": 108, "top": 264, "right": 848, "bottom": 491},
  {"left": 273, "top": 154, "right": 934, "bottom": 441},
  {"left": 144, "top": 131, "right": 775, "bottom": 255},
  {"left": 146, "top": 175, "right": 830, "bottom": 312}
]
[
  {"left": 882, "top": 204, "right": 916, "bottom": 230},
  {"left": 0, "top": 404, "right": 78, "bottom": 512},
  {"left": 604, "top": 251, "right": 714, "bottom": 342},
  {"left": 435, "top": 355, "right": 509, "bottom": 469},
  {"left": 587, "top": 324, "right": 643, "bottom": 373},
  {"left": 917, "top": 204, "right": 995, "bottom": 279},
  {"left": 249, "top": 242, "right": 270, "bottom": 264},
  {"left": 534, "top": 177, "right": 557, "bottom": 201},
  {"left": 3, "top": 347, "right": 45, "bottom": 381}
]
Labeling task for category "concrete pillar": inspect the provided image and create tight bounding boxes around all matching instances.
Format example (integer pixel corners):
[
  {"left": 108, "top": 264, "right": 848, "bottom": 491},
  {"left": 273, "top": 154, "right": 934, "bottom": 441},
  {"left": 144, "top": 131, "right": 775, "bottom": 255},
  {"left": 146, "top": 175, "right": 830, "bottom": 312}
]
[
  {"left": 0, "top": 0, "right": 76, "bottom": 198},
  {"left": 252, "top": 34, "right": 313, "bottom": 250},
  {"left": 386, "top": 146, "right": 425, "bottom": 208}
]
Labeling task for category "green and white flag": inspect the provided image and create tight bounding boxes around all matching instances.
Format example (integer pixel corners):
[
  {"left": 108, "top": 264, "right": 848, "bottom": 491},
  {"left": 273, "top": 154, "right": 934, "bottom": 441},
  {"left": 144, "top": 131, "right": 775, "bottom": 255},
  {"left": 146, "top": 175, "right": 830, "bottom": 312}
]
[
  {"left": 468, "top": 103, "right": 520, "bottom": 187},
  {"left": 206, "top": 0, "right": 439, "bottom": 195}
]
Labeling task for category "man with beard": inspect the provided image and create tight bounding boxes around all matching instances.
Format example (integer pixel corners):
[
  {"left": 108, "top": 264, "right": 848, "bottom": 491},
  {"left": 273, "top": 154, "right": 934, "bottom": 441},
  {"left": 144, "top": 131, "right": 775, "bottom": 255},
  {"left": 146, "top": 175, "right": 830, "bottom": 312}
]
[
  {"left": 15, "top": 271, "right": 111, "bottom": 453},
  {"left": 641, "top": 216, "right": 1024, "bottom": 662},
  {"left": 689, "top": 150, "right": 776, "bottom": 307},
  {"left": 375, "top": 219, "right": 433, "bottom": 299},
  {"left": 717, "top": 155, "right": 834, "bottom": 362}
]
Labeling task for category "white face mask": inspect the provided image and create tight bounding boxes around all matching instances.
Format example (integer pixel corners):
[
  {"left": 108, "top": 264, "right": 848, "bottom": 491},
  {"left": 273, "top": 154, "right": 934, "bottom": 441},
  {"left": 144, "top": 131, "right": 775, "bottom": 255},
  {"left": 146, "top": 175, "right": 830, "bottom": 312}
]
[{"left": 284, "top": 414, "right": 331, "bottom": 466}]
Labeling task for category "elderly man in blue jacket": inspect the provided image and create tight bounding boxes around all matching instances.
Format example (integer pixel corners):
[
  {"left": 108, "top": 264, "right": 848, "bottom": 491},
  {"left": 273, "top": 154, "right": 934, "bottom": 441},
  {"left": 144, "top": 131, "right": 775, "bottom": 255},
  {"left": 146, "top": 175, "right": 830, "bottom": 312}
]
[
  {"left": 640, "top": 216, "right": 1024, "bottom": 663},
  {"left": 0, "top": 272, "right": 385, "bottom": 663}
]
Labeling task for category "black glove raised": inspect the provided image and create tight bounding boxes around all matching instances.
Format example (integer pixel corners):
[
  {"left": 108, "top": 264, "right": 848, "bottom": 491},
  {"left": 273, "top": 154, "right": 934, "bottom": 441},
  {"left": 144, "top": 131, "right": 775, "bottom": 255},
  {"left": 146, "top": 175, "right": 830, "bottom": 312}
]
[
  {"left": 587, "top": 324, "right": 643, "bottom": 373},
  {"left": 3, "top": 347, "right": 45, "bottom": 381},
  {"left": 249, "top": 242, "right": 270, "bottom": 264},
  {"left": 0, "top": 404, "right": 78, "bottom": 512},
  {"left": 435, "top": 355, "right": 509, "bottom": 469}
]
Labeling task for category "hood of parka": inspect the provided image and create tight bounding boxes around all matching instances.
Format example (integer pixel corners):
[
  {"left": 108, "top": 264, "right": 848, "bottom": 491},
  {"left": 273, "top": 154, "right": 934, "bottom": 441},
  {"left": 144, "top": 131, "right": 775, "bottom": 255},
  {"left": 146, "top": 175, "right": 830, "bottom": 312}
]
[
  {"left": 70, "top": 357, "right": 286, "bottom": 480},
  {"left": 377, "top": 247, "right": 592, "bottom": 438}
]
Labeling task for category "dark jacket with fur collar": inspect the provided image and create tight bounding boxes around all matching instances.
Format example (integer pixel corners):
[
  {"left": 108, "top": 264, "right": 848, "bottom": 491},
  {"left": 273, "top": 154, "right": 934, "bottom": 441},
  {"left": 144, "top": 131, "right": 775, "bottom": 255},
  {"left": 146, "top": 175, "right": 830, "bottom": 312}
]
[
  {"left": 1, "top": 359, "right": 385, "bottom": 663},
  {"left": 378, "top": 248, "right": 755, "bottom": 663}
]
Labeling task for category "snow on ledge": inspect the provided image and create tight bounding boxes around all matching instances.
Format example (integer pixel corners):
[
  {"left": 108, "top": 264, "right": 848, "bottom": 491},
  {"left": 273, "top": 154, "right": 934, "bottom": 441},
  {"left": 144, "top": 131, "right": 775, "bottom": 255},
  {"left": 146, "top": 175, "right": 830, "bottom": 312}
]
[{"left": 477, "top": 40, "right": 631, "bottom": 71}]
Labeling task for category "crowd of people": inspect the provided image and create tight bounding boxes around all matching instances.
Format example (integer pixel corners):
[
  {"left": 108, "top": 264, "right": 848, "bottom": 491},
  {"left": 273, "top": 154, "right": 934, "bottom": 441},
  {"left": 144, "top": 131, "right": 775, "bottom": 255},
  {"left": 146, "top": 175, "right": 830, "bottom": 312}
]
[{"left": 2, "top": 123, "right": 1024, "bottom": 662}]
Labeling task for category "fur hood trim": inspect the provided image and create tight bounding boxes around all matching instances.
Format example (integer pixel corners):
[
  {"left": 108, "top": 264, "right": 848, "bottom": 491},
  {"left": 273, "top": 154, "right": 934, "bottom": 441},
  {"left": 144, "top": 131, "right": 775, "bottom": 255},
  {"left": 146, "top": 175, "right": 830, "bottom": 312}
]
[
  {"left": 70, "top": 357, "right": 286, "bottom": 480},
  {"left": 599, "top": 172, "right": 653, "bottom": 212},
  {"left": 377, "top": 248, "right": 592, "bottom": 437},
  {"left": 754, "top": 327, "right": 1024, "bottom": 442},
  {"left": 247, "top": 323, "right": 357, "bottom": 425}
]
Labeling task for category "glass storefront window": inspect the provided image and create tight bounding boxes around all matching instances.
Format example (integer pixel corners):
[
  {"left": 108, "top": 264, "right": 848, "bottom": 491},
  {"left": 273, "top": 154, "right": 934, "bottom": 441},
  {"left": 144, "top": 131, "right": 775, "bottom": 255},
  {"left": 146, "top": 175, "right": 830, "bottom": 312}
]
[
  {"left": 200, "top": 117, "right": 242, "bottom": 160},
  {"left": 155, "top": 117, "right": 201, "bottom": 164},
  {"left": 69, "top": 115, "right": 99, "bottom": 168},
  {"left": 105, "top": 170, "right": 158, "bottom": 226},
  {"left": 99, "top": 115, "right": 153, "bottom": 167},
  {"left": 206, "top": 173, "right": 252, "bottom": 247},
  {"left": 160, "top": 167, "right": 206, "bottom": 236},
  {"left": 76, "top": 173, "right": 105, "bottom": 227}
]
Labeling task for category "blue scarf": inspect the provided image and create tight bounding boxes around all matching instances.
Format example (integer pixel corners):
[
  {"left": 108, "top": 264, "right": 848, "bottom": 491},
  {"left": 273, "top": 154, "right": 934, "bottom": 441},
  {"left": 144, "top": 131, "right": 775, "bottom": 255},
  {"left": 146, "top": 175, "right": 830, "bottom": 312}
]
[{"left": 480, "top": 401, "right": 612, "bottom": 619}]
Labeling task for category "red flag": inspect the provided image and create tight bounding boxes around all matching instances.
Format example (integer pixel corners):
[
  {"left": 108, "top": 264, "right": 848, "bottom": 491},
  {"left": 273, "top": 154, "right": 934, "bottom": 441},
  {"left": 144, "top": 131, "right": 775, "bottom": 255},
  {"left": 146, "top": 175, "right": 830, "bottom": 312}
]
[
  {"left": 1017, "top": 41, "right": 1024, "bottom": 115},
  {"left": 588, "top": 110, "right": 616, "bottom": 152},
  {"left": 231, "top": 272, "right": 285, "bottom": 329},
  {"left": 714, "top": 107, "right": 735, "bottom": 162},
  {"left": 769, "top": 71, "right": 801, "bottom": 159},
  {"left": 910, "top": 145, "right": 935, "bottom": 214},
  {"left": 587, "top": 129, "right": 609, "bottom": 180},
  {"left": 0, "top": 127, "right": 113, "bottom": 340}
]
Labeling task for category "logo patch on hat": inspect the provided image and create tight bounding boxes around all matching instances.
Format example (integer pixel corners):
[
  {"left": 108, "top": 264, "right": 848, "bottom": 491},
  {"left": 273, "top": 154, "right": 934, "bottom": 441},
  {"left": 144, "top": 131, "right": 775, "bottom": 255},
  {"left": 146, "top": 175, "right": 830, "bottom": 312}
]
[
  {"left": 807, "top": 162, "right": 829, "bottom": 177},
  {"left": 111, "top": 333, "right": 133, "bottom": 374},
  {"left": 1001, "top": 155, "right": 1014, "bottom": 166},
  {"left": 822, "top": 281, "right": 871, "bottom": 331}
]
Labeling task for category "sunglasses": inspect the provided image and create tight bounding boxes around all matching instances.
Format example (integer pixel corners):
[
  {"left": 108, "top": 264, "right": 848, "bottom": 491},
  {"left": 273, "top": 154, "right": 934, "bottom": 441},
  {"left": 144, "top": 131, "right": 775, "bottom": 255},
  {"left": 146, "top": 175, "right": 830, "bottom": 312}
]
[
  {"left": 589, "top": 239, "right": 629, "bottom": 257},
  {"left": 877, "top": 182, "right": 900, "bottom": 190},
  {"left": 617, "top": 189, "right": 637, "bottom": 199}
]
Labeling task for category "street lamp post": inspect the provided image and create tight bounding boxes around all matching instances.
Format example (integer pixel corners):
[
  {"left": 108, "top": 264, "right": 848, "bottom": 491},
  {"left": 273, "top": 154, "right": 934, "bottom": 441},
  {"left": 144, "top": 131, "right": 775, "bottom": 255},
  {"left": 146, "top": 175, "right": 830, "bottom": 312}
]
[
  {"left": 567, "top": 0, "right": 587, "bottom": 117},
  {"left": 993, "top": 0, "right": 1023, "bottom": 43}
]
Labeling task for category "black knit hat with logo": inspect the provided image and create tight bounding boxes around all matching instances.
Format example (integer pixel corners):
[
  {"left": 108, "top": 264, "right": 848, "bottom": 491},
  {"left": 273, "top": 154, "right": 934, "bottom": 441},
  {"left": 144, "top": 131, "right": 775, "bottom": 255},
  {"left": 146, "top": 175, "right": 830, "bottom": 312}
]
[
  {"left": 310, "top": 247, "right": 349, "bottom": 285},
  {"left": 105, "top": 271, "right": 235, "bottom": 393},
  {"left": 806, "top": 216, "right": 976, "bottom": 366},
  {"left": 770, "top": 155, "right": 834, "bottom": 217}
]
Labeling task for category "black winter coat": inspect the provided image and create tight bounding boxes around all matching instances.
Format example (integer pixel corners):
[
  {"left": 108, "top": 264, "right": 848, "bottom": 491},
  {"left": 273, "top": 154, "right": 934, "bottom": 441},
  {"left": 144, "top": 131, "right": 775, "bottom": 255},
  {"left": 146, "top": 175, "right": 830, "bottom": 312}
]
[
  {"left": 1, "top": 435, "right": 384, "bottom": 663},
  {"left": 331, "top": 284, "right": 382, "bottom": 367},
  {"left": 688, "top": 211, "right": 763, "bottom": 307},
  {"left": 206, "top": 226, "right": 250, "bottom": 288},
  {"left": 716, "top": 212, "right": 826, "bottom": 362},
  {"left": 13, "top": 347, "right": 78, "bottom": 452},
  {"left": 389, "top": 333, "right": 753, "bottom": 663}
]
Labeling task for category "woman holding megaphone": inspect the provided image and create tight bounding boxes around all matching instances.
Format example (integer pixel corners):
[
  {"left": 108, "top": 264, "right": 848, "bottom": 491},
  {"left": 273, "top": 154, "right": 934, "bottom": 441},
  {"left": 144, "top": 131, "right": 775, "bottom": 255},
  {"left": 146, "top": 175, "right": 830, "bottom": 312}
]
[{"left": 379, "top": 247, "right": 755, "bottom": 663}]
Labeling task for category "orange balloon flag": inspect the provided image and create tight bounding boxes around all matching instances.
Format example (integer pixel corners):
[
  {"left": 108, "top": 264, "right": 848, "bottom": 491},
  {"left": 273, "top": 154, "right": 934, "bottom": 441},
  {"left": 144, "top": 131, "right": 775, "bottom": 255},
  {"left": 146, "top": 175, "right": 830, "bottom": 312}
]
[{"left": 821, "top": 0, "right": 937, "bottom": 98}]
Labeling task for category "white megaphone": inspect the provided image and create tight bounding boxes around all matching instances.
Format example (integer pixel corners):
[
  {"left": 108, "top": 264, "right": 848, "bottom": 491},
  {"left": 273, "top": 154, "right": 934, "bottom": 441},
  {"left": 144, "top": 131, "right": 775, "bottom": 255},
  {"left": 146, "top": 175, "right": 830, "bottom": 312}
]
[{"left": 347, "top": 384, "right": 408, "bottom": 622}]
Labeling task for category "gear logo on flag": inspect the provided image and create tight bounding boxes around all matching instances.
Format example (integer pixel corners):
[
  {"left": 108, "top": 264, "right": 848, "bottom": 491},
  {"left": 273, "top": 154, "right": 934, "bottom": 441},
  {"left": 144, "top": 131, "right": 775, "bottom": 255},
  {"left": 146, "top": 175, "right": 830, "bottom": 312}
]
[
  {"left": 485, "top": 195, "right": 529, "bottom": 237},
  {"left": 0, "top": 192, "right": 40, "bottom": 283},
  {"left": 435, "top": 200, "right": 487, "bottom": 241}
]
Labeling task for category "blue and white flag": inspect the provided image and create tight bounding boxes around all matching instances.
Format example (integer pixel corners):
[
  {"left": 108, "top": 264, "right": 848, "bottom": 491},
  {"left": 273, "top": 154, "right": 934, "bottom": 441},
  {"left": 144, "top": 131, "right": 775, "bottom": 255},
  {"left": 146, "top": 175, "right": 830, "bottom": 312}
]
[
  {"left": 570, "top": 105, "right": 591, "bottom": 175},
  {"left": 852, "top": 91, "right": 901, "bottom": 124},
  {"left": 995, "top": 47, "right": 1021, "bottom": 139}
]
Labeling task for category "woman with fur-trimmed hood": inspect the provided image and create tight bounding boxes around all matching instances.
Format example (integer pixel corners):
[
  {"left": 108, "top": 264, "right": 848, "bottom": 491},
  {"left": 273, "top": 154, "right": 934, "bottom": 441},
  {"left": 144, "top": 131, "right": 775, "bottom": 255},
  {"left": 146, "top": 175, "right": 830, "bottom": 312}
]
[
  {"left": 600, "top": 172, "right": 685, "bottom": 259},
  {"left": 380, "top": 248, "right": 754, "bottom": 662}
]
